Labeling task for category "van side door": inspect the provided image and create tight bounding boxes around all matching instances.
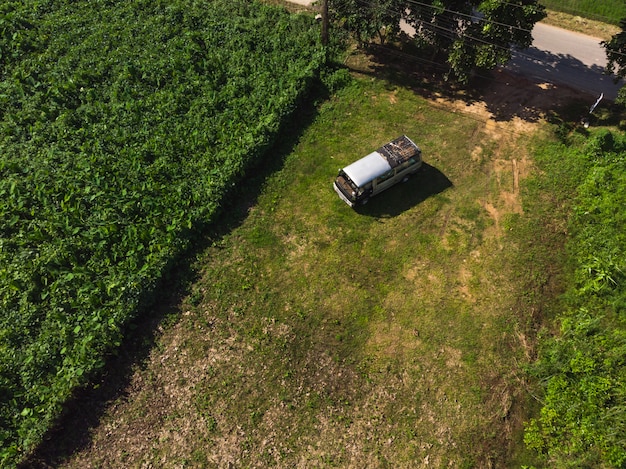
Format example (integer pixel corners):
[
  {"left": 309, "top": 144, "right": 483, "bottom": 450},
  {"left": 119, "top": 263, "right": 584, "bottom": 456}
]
[{"left": 372, "top": 169, "right": 398, "bottom": 194}]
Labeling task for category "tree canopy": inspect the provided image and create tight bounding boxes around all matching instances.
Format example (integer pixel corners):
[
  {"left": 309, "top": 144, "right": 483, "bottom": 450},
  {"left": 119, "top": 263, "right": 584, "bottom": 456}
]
[
  {"left": 329, "top": 0, "right": 546, "bottom": 82},
  {"left": 603, "top": 19, "right": 626, "bottom": 104}
]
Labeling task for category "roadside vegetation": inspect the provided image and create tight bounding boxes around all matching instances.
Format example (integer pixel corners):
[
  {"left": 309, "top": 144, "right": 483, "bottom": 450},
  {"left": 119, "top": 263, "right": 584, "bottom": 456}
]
[
  {"left": 0, "top": 0, "right": 325, "bottom": 465},
  {"left": 542, "top": 11, "right": 619, "bottom": 41},
  {"left": 328, "top": 0, "right": 545, "bottom": 83},
  {"left": 541, "top": 0, "right": 626, "bottom": 26},
  {"left": 524, "top": 126, "right": 626, "bottom": 467}
]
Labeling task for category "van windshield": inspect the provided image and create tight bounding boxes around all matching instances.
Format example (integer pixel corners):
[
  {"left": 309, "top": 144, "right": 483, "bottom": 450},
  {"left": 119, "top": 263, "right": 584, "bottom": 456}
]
[{"left": 335, "top": 170, "right": 361, "bottom": 199}]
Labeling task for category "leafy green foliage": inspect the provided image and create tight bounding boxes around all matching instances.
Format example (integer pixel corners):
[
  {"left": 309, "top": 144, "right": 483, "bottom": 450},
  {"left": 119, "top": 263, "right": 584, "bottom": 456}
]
[
  {"left": 329, "top": 0, "right": 404, "bottom": 45},
  {"left": 525, "top": 310, "right": 626, "bottom": 467},
  {"left": 329, "top": 0, "right": 545, "bottom": 82},
  {"left": 542, "top": 0, "right": 626, "bottom": 25},
  {"left": 0, "top": 0, "right": 325, "bottom": 465},
  {"left": 603, "top": 20, "right": 626, "bottom": 104},
  {"left": 443, "top": 0, "right": 544, "bottom": 80},
  {"left": 525, "top": 131, "right": 626, "bottom": 468}
]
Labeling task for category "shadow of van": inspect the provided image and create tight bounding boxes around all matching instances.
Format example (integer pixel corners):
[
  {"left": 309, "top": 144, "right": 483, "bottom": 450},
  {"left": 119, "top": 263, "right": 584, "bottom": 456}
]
[{"left": 355, "top": 163, "right": 452, "bottom": 217}]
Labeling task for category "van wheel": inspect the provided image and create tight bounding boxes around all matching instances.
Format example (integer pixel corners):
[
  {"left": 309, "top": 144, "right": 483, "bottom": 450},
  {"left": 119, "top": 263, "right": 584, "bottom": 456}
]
[{"left": 361, "top": 197, "right": 370, "bottom": 205}]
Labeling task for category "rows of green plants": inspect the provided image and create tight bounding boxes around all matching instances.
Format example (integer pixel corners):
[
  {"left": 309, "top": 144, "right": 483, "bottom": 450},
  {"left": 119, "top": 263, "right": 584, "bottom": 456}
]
[
  {"left": 524, "top": 130, "right": 626, "bottom": 467},
  {"left": 541, "top": 0, "right": 626, "bottom": 25},
  {"left": 0, "top": 0, "right": 325, "bottom": 465}
]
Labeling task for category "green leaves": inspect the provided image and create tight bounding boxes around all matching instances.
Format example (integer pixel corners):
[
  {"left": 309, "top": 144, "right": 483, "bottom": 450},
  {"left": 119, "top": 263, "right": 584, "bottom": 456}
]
[
  {"left": 603, "top": 18, "right": 626, "bottom": 104},
  {"left": 0, "top": 0, "right": 325, "bottom": 465},
  {"left": 330, "top": 0, "right": 546, "bottom": 82},
  {"left": 330, "top": 0, "right": 405, "bottom": 45},
  {"left": 526, "top": 131, "right": 626, "bottom": 467},
  {"left": 526, "top": 308, "right": 626, "bottom": 467}
]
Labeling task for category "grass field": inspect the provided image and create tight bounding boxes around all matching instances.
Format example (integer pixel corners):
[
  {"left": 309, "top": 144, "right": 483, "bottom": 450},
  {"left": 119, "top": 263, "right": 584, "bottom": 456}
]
[
  {"left": 541, "top": 0, "right": 626, "bottom": 25},
  {"left": 28, "top": 67, "right": 578, "bottom": 468},
  {"left": 542, "top": 10, "right": 620, "bottom": 40}
]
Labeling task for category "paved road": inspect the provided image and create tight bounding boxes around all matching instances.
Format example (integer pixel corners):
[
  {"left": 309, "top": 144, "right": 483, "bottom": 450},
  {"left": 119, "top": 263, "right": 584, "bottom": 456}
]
[
  {"left": 286, "top": 0, "right": 622, "bottom": 99},
  {"left": 507, "top": 22, "right": 622, "bottom": 100}
]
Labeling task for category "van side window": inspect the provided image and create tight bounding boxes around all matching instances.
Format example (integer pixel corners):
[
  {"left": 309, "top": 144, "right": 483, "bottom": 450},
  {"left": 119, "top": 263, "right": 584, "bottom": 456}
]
[
  {"left": 378, "top": 170, "right": 394, "bottom": 182},
  {"left": 401, "top": 158, "right": 417, "bottom": 170}
]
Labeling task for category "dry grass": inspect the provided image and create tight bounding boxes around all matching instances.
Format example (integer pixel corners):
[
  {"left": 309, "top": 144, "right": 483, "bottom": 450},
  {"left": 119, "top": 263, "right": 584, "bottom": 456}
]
[{"left": 542, "top": 11, "right": 620, "bottom": 41}]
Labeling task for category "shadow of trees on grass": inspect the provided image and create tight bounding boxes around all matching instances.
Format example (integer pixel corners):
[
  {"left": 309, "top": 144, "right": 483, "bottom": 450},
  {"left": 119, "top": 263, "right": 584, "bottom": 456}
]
[{"left": 346, "top": 41, "right": 623, "bottom": 126}]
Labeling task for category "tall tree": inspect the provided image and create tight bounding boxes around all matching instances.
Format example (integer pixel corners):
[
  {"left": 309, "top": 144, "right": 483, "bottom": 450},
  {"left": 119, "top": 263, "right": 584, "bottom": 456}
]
[
  {"left": 603, "top": 19, "right": 626, "bottom": 104},
  {"left": 330, "top": 0, "right": 546, "bottom": 82},
  {"left": 330, "top": 0, "right": 405, "bottom": 46}
]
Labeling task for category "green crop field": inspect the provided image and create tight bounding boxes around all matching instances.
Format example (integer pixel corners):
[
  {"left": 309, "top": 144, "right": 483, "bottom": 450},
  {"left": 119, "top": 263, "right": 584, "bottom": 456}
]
[
  {"left": 542, "top": 0, "right": 626, "bottom": 25},
  {"left": 0, "top": 0, "right": 325, "bottom": 465}
]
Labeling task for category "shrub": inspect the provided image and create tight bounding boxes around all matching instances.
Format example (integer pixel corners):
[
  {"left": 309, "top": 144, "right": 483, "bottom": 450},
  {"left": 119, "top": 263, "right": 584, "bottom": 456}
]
[{"left": 526, "top": 131, "right": 626, "bottom": 467}]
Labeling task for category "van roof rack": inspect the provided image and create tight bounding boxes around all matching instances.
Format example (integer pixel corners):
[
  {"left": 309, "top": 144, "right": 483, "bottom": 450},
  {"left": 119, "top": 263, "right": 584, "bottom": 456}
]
[{"left": 377, "top": 135, "right": 420, "bottom": 168}]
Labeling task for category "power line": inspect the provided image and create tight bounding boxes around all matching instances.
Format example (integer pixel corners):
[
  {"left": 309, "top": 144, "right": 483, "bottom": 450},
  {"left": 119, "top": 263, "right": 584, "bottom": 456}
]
[
  {"left": 353, "top": 0, "right": 535, "bottom": 43},
  {"left": 348, "top": 0, "right": 626, "bottom": 74},
  {"left": 350, "top": 0, "right": 520, "bottom": 79},
  {"left": 337, "top": 1, "right": 618, "bottom": 120},
  {"left": 404, "top": 0, "right": 535, "bottom": 35},
  {"left": 353, "top": 0, "right": 545, "bottom": 64},
  {"left": 541, "top": 2, "right": 622, "bottom": 25},
  {"left": 472, "top": 0, "right": 621, "bottom": 25}
]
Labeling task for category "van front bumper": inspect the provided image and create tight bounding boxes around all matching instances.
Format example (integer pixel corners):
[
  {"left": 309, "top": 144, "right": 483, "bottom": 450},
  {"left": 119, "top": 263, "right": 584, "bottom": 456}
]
[{"left": 333, "top": 182, "right": 356, "bottom": 207}]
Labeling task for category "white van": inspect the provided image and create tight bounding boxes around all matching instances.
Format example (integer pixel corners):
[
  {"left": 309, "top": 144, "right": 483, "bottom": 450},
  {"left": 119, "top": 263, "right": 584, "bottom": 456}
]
[{"left": 333, "top": 135, "right": 422, "bottom": 207}]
